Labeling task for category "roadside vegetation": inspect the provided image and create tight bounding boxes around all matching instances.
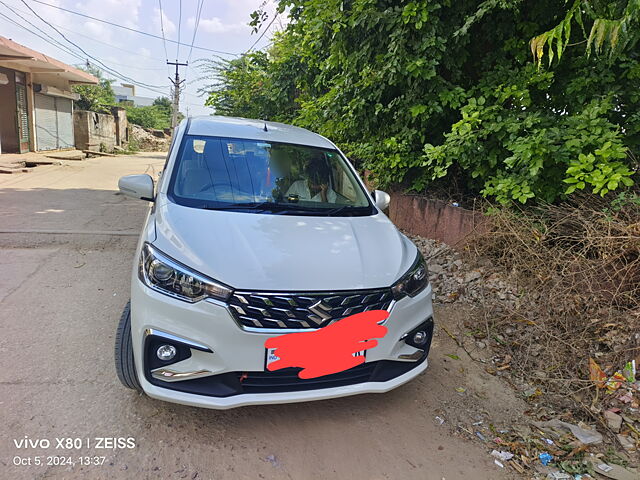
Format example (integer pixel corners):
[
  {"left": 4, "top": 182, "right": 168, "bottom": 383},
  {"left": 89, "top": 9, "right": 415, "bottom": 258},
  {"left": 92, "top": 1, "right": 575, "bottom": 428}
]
[{"left": 200, "top": 0, "right": 639, "bottom": 205}]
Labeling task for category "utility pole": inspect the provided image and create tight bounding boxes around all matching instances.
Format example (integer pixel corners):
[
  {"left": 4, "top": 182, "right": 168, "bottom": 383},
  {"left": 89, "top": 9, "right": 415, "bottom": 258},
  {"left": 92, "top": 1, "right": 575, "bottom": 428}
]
[{"left": 167, "top": 60, "right": 187, "bottom": 129}]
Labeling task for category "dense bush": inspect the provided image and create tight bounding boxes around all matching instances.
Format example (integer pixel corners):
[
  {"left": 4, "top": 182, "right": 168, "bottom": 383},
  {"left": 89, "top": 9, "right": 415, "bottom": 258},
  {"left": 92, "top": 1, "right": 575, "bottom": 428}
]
[
  {"left": 123, "top": 104, "right": 170, "bottom": 130},
  {"left": 73, "top": 65, "right": 115, "bottom": 114},
  {"left": 201, "top": 0, "right": 639, "bottom": 204}
]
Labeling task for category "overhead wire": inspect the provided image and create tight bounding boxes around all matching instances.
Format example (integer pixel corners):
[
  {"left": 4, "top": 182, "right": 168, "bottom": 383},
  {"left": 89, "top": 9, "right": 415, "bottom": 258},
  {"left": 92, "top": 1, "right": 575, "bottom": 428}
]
[
  {"left": 0, "top": 8, "right": 84, "bottom": 63},
  {"left": 158, "top": 0, "right": 169, "bottom": 62},
  {"left": 246, "top": 11, "right": 279, "bottom": 53},
  {"left": 17, "top": 0, "right": 170, "bottom": 90},
  {"left": 184, "top": 0, "right": 204, "bottom": 88},
  {"left": 0, "top": 5, "right": 170, "bottom": 97},
  {"left": 176, "top": 0, "right": 182, "bottom": 59},
  {"left": 6, "top": 2, "right": 169, "bottom": 69},
  {"left": 4, "top": 0, "right": 216, "bottom": 109},
  {"left": 26, "top": 0, "right": 240, "bottom": 56},
  {"left": 187, "top": 0, "right": 204, "bottom": 64}
]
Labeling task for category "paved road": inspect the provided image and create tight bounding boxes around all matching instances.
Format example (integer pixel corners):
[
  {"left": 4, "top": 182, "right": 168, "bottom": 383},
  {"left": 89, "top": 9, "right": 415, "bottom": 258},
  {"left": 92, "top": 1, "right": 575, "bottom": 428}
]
[{"left": 0, "top": 153, "right": 518, "bottom": 480}]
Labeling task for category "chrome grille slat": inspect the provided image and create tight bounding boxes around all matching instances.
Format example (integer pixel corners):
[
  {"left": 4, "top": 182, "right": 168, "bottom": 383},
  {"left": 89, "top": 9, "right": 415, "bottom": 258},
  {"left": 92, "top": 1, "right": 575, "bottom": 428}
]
[{"left": 228, "top": 289, "right": 393, "bottom": 330}]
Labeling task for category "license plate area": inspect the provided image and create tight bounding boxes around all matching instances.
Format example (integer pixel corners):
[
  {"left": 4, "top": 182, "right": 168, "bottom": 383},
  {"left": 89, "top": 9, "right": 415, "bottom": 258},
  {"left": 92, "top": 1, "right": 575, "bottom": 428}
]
[{"left": 264, "top": 347, "right": 366, "bottom": 371}]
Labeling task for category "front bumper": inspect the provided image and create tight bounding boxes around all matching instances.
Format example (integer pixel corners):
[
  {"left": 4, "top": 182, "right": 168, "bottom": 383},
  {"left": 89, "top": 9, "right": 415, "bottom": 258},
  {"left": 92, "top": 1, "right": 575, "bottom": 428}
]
[{"left": 130, "top": 277, "right": 434, "bottom": 409}]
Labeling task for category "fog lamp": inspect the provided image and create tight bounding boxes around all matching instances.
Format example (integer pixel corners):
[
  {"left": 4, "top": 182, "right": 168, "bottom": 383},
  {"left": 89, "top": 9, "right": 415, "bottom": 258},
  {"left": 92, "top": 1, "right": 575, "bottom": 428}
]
[
  {"left": 412, "top": 331, "right": 428, "bottom": 346},
  {"left": 156, "top": 344, "right": 177, "bottom": 361}
]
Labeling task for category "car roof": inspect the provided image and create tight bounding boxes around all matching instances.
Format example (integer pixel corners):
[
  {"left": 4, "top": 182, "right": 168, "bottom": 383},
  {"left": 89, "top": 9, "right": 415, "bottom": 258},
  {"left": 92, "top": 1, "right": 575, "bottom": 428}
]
[{"left": 186, "top": 116, "right": 336, "bottom": 149}]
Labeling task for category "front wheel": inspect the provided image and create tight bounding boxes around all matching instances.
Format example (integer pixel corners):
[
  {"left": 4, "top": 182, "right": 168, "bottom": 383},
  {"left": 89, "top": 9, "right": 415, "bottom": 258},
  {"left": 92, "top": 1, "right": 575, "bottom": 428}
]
[{"left": 114, "top": 301, "right": 142, "bottom": 392}]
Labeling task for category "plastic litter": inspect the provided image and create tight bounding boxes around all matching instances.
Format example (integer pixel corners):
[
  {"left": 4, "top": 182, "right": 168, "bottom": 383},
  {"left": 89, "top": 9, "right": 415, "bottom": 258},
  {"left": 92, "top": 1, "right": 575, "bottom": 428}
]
[
  {"left": 622, "top": 360, "right": 636, "bottom": 382},
  {"left": 490, "top": 450, "right": 514, "bottom": 462},
  {"left": 544, "top": 438, "right": 554, "bottom": 445},
  {"left": 587, "top": 457, "right": 639, "bottom": 480},
  {"left": 539, "top": 452, "right": 553, "bottom": 466},
  {"left": 606, "top": 372, "right": 627, "bottom": 393},
  {"left": 546, "top": 472, "right": 571, "bottom": 480},
  {"left": 475, "top": 431, "right": 486, "bottom": 442},
  {"left": 434, "top": 416, "right": 445, "bottom": 426},
  {"left": 534, "top": 419, "right": 603, "bottom": 445},
  {"left": 494, "top": 459, "right": 504, "bottom": 468}
]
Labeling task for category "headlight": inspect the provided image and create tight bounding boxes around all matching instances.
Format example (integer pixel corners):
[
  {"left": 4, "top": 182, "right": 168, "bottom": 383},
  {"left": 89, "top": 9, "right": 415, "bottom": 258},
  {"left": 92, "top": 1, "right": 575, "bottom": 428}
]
[
  {"left": 391, "top": 251, "right": 429, "bottom": 300},
  {"left": 138, "top": 243, "right": 232, "bottom": 302}
]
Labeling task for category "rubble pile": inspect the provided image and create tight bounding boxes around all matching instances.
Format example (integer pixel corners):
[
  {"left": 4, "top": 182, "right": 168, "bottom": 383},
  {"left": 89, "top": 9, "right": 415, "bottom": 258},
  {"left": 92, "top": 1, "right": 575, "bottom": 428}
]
[
  {"left": 130, "top": 124, "right": 171, "bottom": 152},
  {"left": 409, "top": 235, "right": 518, "bottom": 306}
]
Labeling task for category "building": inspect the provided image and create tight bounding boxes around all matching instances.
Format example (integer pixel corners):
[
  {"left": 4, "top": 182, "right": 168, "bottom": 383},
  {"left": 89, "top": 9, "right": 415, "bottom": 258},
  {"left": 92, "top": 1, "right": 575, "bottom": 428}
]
[
  {"left": 113, "top": 84, "right": 155, "bottom": 107},
  {"left": 0, "top": 36, "right": 97, "bottom": 155}
]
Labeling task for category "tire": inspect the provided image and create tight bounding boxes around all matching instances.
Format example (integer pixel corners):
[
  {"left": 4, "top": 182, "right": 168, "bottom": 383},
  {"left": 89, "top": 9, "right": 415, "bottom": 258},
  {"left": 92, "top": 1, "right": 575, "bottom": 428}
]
[{"left": 114, "top": 301, "right": 142, "bottom": 392}]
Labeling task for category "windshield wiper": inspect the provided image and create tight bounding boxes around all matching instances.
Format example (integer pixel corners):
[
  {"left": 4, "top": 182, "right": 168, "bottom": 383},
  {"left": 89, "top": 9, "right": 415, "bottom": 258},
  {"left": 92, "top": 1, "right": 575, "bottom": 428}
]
[
  {"left": 199, "top": 202, "right": 310, "bottom": 213},
  {"left": 200, "top": 202, "right": 270, "bottom": 211},
  {"left": 316, "top": 205, "right": 368, "bottom": 216},
  {"left": 198, "top": 202, "right": 366, "bottom": 216}
]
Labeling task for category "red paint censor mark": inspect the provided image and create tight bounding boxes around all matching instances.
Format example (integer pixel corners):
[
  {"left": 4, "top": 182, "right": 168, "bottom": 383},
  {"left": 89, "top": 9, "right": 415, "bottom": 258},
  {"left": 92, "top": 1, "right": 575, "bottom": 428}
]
[{"left": 264, "top": 310, "right": 389, "bottom": 379}]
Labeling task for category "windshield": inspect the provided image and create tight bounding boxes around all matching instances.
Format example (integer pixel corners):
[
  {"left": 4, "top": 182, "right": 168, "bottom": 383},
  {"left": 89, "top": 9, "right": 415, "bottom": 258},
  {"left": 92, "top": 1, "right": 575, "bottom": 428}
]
[{"left": 168, "top": 135, "right": 374, "bottom": 216}]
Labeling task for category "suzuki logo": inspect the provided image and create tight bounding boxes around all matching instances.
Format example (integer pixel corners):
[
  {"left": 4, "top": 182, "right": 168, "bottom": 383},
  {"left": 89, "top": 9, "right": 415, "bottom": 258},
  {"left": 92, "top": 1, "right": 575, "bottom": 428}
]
[{"left": 308, "top": 300, "right": 333, "bottom": 325}]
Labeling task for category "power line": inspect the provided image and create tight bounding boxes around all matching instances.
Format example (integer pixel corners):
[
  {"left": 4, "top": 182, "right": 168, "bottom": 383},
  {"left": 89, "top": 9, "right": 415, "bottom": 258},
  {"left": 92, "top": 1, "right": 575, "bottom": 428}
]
[
  {"left": 176, "top": 0, "right": 182, "bottom": 59},
  {"left": 0, "top": 10, "right": 170, "bottom": 98},
  {"left": 0, "top": 10, "right": 166, "bottom": 96},
  {"left": 158, "top": 0, "right": 169, "bottom": 62},
  {"left": 187, "top": 0, "right": 204, "bottom": 64},
  {"left": 17, "top": 0, "right": 169, "bottom": 90},
  {"left": 7, "top": 2, "right": 169, "bottom": 68},
  {"left": 246, "top": 11, "right": 279, "bottom": 53},
  {"left": 184, "top": 0, "right": 204, "bottom": 85},
  {"left": 1, "top": 3, "right": 171, "bottom": 97},
  {"left": 27, "top": 0, "right": 240, "bottom": 57},
  {"left": 0, "top": 8, "right": 84, "bottom": 63}
]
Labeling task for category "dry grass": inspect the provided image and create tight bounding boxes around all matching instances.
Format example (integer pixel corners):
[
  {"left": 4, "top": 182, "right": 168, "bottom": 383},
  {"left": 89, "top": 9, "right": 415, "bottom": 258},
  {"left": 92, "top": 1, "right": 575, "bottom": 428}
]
[{"left": 468, "top": 192, "right": 640, "bottom": 412}]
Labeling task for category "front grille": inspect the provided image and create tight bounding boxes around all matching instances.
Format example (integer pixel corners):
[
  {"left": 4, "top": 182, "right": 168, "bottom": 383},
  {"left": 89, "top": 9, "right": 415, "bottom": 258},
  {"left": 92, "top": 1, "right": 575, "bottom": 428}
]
[
  {"left": 239, "top": 363, "right": 377, "bottom": 393},
  {"left": 228, "top": 288, "right": 394, "bottom": 329}
]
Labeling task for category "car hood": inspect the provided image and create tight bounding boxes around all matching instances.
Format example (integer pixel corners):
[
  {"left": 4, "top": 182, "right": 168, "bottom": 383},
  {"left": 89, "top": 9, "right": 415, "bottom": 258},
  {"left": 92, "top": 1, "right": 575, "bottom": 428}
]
[{"left": 153, "top": 199, "right": 417, "bottom": 291}]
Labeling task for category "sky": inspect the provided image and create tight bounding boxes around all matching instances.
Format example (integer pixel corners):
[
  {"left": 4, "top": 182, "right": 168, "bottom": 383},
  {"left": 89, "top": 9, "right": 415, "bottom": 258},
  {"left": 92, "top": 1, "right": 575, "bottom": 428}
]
[{"left": 0, "top": 0, "right": 283, "bottom": 116}]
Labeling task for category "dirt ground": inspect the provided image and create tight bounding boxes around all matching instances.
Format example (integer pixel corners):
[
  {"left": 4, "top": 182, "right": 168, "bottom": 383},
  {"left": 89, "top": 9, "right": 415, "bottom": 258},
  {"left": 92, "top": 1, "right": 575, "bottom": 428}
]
[{"left": 0, "top": 153, "right": 528, "bottom": 480}]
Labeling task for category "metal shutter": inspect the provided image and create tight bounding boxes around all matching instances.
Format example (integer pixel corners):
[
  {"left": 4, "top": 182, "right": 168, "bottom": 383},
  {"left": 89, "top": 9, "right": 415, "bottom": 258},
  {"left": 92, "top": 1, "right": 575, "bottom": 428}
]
[
  {"left": 35, "top": 93, "right": 57, "bottom": 151},
  {"left": 16, "top": 84, "right": 30, "bottom": 152},
  {"left": 55, "top": 98, "right": 74, "bottom": 149}
]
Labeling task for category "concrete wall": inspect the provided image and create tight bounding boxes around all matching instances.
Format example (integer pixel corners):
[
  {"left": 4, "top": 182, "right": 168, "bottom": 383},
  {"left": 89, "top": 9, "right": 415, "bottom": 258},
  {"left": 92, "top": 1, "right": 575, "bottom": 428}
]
[
  {"left": 31, "top": 73, "right": 73, "bottom": 91},
  {"left": 111, "top": 107, "right": 128, "bottom": 146},
  {"left": 388, "top": 193, "right": 489, "bottom": 246},
  {"left": 73, "top": 110, "right": 116, "bottom": 152}
]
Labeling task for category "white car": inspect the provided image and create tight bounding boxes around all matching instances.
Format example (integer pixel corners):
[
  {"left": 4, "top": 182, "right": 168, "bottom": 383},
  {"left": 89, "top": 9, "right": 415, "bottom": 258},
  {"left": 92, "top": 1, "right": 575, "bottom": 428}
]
[{"left": 115, "top": 116, "right": 434, "bottom": 409}]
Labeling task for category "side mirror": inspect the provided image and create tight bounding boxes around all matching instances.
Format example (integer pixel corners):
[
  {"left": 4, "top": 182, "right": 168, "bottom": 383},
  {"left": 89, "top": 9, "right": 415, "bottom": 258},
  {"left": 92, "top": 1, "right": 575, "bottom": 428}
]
[
  {"left": 373, "top": 190, "right": 390, "bottom": 211},
  {"left": 119, "top": 174, "right": 154, "bottom": 201}
]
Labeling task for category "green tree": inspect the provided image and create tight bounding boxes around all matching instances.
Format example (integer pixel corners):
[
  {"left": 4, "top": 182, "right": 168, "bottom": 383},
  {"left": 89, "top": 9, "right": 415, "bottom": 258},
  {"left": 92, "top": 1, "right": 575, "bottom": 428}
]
[
  {"left": 153, "top": 96, "right": 172, "bottom": 109},
  {"left": 73, "top": 65, "right": 115, "bottom": 113},
  {"left": 200, "top": 0, "right": 639, "bottom": 204},
  {"left": 123, "top": 97, "right": 174, "bottom": 130},
  {"left": 124, "top": 105, "right": 170, "bottom": 129},
  {"left": 153, "top": 96, "right": 173, "bottom": 119}
]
